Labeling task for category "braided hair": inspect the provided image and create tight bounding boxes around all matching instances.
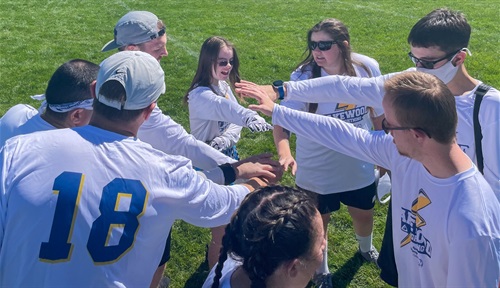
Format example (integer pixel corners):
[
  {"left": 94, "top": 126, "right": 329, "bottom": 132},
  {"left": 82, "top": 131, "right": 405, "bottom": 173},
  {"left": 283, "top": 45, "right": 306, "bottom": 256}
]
[{"left": 211, "top": 185, "right": 318, "bottom": 288}]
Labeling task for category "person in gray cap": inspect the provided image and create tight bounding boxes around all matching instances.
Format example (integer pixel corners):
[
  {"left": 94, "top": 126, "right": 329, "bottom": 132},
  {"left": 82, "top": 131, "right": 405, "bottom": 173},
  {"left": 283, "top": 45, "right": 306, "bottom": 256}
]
[
  {"left": 101, "top": 11, "right": 281, "bottom": 288},
  {"left": 0, "top": 51, "right": 271, "bottom": 288},
  {"left": 102, "top": 11, "right": 168, "bottom": 61}
]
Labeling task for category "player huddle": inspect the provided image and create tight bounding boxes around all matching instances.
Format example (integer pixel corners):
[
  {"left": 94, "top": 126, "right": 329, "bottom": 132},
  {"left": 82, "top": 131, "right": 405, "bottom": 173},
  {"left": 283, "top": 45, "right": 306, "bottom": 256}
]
[{"left": 0, "top": 7, "right": 499, "bottom": 288}]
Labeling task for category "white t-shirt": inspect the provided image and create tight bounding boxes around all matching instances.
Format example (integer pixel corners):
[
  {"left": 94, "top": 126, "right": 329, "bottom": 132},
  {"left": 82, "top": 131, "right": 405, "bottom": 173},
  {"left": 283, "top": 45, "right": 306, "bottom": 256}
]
[
  {"left": 285, "top": 73, "right": 500, "bottom": 194},
  {"left": 0, "top": 104, "right": 53, "bottom": 147},
  {"left": 272, "top": 104, "right": 500, "bottom": 287},
  {"left": 284, "top": 53, "right": 383, "bottom": 193},
  {"left": 0, "top": 103, "right": 231, "bottom": 185},
  {"left": 187, "top": 81, "right": 257, "bottom": 146},
  {"left": 0, "top": 125, "right": 250, "bottom": 287}
]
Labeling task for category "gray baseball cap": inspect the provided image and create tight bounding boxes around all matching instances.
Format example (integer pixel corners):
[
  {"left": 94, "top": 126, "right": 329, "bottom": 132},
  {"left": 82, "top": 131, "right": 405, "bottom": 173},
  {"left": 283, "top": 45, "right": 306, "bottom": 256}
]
[
  {"left": 95, "top": 51, "right": 165, "bottom": 110},
  {"left": 101, "top": 11, "right": 165, "bottom": 52}
]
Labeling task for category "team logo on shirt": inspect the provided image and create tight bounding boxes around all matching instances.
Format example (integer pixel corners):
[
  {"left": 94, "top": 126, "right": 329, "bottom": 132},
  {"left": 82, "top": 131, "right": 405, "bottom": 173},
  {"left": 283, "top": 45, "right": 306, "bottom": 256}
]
[
  {"left": 400, "top": 189, "right": 432, "bottom": 266},
  {"left": 324, "top": 103, "right": 368, "bottom": 125}
]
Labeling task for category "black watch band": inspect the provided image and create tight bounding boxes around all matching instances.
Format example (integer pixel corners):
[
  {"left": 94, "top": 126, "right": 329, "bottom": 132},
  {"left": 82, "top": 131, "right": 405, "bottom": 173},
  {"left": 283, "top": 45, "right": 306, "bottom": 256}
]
[{"left": 219, "top": 163, "right": 236, "bottom": 185}]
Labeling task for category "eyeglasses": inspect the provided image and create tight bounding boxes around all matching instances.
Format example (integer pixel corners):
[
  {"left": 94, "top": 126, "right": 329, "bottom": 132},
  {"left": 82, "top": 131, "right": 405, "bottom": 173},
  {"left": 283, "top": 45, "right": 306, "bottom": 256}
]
[
  {"left": 308, "top": 41, "right": 337, "bottom": 51},
  {"left": 150, "top": 28, "right": 166, "bottom": 40},
  {"left": 382, "top": 118, "right": 431, "bottom": 138},
  {"left": 408, "top": 49, "right": 461, "bottom": 69},
  {"left": 218, "top": 59, "right": 234, "bottom": 67}
]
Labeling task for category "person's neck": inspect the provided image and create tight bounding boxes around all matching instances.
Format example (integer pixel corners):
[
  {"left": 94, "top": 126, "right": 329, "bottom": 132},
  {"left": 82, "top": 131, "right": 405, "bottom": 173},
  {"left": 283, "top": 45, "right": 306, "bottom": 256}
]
[
  {"left": 231, "top": 266, "right": 304, "bottom": 288},
  {"left": 446, "top": 66, "right": 479, "bottom": 96},
  {"left": 419, "top": 142, "right": 473, "bottom": 179},
  {"left": 89, "top": 113, "right": 139, "bottom": 137},
  {"left": 40, "top": 113, "right": 70, "bottom": 129},
  {"left": 322, "top": 63, "right": 346, "bottom": 76}
]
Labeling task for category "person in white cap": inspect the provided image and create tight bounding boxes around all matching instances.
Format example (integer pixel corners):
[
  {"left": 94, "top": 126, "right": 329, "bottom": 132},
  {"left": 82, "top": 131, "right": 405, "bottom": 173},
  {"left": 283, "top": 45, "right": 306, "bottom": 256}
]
[
  {"left": 0, "top": 51, "right": 271, "bottom": 287},
  {"left": 101, "top": 11, "right": 282, "bottom": 287},
  {"left": 0, "top": 59, "right": 99, "bottom": 147}
]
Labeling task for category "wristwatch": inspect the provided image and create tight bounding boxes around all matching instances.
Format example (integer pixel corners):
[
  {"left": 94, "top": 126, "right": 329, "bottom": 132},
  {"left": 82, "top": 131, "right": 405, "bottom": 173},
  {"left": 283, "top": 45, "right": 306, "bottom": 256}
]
[{"left": 272, "top": 80, "right": 285, "bottom": 100}]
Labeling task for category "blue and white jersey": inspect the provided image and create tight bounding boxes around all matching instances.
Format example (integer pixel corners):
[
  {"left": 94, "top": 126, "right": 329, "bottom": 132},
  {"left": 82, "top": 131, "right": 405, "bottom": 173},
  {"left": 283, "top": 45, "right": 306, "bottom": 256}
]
[{"left": 0, "top": 125, "right": 249, "bottom": 287}]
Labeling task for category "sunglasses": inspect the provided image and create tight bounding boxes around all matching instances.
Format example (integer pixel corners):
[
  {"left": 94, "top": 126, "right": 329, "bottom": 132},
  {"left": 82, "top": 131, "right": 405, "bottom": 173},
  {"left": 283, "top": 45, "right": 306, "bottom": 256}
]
[
  {"left": 382, "top": 118, "right": 431, "bottom": 138},
  {"left": 308, "top": 41, "right": 337, "bottom": 51},
  {"left": 218, "top": 59, "right": 234, "bottom": 67},
  {"left": 408, "top": 49, "right": 461, "bottom": 69},
  {"left": 150, "top": 28, "right": 166, "bottom": 40}
]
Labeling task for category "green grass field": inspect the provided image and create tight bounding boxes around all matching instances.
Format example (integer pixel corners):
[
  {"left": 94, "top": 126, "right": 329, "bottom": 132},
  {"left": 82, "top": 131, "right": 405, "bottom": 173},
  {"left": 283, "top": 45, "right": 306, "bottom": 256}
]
[{"left": 1, "top": 1, "right": 498, "bottom": 287}]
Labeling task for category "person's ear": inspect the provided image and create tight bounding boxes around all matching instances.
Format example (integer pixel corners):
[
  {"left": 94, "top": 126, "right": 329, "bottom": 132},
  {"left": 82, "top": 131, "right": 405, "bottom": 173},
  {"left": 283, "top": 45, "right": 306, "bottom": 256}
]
[
  {"left": 68, "top": 108, "right": 88, "bottom": 127},
  {"left": 411, "top": 129, "right": 429, "bottom": 143},
  {"left": 144, "top": 102, "right": 157, "bottom": 120},
  {"left": 452, "top": 50, "right": 467, "bottom": 66},
  {"left": 284, "top": 259, "right": 302, "bottom": 278},
  {"left": 341, "top": 40, "right": 349, "bottom": 48},
  {"left": 89, "top": 80, "right": 97, "bottom": 98},
  {"left": 90, "top": 81, "right": 97, "bottom": 98},
  {"left": 124, "top": 44, "right": 139, "bottom": 51}
]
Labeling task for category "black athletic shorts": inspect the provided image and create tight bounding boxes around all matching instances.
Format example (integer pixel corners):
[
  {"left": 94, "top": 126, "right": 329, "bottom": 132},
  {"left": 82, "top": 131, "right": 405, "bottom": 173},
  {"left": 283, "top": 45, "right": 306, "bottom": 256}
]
[
  {"left": 158, "top": 229, "right": 172, "bottom": 267},
  {"left": 298, "top": 181, "right": 377, "bottom": 214}
]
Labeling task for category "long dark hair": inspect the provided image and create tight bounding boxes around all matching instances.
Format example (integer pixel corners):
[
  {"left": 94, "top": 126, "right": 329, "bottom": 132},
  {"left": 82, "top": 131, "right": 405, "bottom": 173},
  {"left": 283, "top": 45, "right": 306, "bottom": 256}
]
[
  {"left": 211, "top": 186, "right": 318, "bottom": 288},
  {"left": 296, "top": 18, "right": 371, "bottom": 113},
  {"left": 184, "top": 36, "right": 241, "bottom": 104}
]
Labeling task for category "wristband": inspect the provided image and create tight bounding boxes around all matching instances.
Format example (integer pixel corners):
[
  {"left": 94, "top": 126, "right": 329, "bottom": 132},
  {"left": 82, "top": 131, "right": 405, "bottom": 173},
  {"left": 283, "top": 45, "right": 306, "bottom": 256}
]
[{"left": 220, "top": 163, "right": 236, "bottom": 185}]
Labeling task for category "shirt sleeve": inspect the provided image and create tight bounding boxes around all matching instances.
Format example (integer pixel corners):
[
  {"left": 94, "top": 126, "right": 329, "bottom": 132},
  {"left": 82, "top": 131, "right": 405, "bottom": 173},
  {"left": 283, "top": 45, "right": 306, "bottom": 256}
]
[
  {"left": 168, "top": 162, "right": 250, "bottom": 228},
  {"left": 285, "top": 72, "right": 400, "bottom": 109},
  {"left": 138, "top": 106, "right": 235, "bottom": 170},
  {"left": 272, "top": 104, "right": 395, "bottom": 170},
  {"left": 188, "top": 87, "right": 258, "bottom": 127}
]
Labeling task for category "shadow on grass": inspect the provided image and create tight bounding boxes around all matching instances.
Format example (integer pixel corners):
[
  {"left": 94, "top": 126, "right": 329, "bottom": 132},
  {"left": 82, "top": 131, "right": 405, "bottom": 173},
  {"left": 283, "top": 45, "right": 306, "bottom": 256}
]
[
  {"left": 330, "top": 253, "right": 365, "bottom": 288},
  {"left": 183, "top": 257, "right": 210, "bottom": 288}
]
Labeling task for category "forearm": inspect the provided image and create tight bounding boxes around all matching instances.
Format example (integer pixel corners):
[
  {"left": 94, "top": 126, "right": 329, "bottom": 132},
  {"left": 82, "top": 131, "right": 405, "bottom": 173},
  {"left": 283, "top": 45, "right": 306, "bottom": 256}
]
[{"left": 273, "top": 126, "right": 292, "bottom": 157}]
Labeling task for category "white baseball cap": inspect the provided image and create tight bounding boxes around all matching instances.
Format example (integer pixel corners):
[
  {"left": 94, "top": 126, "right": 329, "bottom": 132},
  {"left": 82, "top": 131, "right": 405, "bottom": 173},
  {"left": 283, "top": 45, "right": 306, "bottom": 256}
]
[
  {"left": 95, "top": 51, "right": 165, "bottom": 110},
  {"left": 101, "top": 11, "right": 165, "bottom": 52}
]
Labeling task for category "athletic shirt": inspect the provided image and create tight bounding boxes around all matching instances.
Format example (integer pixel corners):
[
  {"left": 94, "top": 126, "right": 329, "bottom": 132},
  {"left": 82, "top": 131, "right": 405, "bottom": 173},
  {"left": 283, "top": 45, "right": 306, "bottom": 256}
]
[
  {"left": 187, "top": 81, "right": 257, "bottom": 145},
  {"left": 0, "top": 104, "right": 53, "bottom": 147},
  {"left": 0, "top": 104, "right": 230, "bottom": 185},
  {"left": 0, "top": 125, "right": 250, "bottom": 287},
  {"left": 284, "top": 53, "right": 383, "bottom": 193},
  {"left": 272, "top": 104, "right": 500, "bottom": 287}
]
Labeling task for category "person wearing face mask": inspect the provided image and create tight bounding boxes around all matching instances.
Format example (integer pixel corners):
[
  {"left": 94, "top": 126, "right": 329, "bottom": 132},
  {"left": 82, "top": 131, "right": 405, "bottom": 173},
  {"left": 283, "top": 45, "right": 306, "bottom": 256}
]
[{"left": 235, "top": 8, "right": 500, "bottom": 286}]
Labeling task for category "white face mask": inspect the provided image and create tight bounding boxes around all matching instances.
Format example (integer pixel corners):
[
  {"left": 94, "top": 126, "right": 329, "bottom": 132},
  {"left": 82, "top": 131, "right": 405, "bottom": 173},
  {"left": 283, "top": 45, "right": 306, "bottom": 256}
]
[
  {"left": 416, "top": 55, "right": 459, "bottom": 84},
  {"left": 415, "top": 48, "right": 471, "bottom": 84}
]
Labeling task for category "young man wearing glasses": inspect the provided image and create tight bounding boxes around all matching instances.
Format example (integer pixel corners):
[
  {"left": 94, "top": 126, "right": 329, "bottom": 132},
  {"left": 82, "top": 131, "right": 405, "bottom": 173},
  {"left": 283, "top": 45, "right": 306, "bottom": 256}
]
[
  {"left": 241, "top": 8, "right": 499, "bottom": 194},
  {"left": 101, "top": 11, "right": 281, "bottom": 288},
  {"left": 237, "top": 70, "right": 500, "bottom": 288},
  {"left": 236, "top": 8, "right": 500, "bottom": 286}
]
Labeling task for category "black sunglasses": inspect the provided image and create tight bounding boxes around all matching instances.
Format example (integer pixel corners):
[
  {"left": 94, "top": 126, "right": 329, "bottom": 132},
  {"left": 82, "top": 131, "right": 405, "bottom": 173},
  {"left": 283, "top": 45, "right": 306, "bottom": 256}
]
[
  {"left": 308, "top": 41, "right": 337, "bottom": 51},
  {"left": 408, "top": 49, "right": 461, "bottom": 69},
  {"left": 218, "top": 59, "right": 234, "bottom": 67},
  {"left": 382, "top": 118, "right": 431, "bottom": 138},
  {"left": 150, "top": 28, "right": 166, "bottom": 40}
]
